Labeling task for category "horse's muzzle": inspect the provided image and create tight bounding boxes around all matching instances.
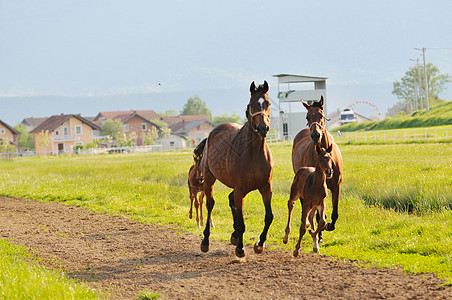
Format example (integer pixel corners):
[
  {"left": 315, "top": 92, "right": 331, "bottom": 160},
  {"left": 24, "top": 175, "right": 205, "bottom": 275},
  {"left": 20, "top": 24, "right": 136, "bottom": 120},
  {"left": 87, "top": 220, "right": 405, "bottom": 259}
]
[
  {"left": 325, "top": 169, "right": 333, "bottom": 179},
  {"left": 257, "top": 124, "right": 269, "bottom": 137},
  {"left": 311, "top": 131, "right": 321, "bottom": 144}
]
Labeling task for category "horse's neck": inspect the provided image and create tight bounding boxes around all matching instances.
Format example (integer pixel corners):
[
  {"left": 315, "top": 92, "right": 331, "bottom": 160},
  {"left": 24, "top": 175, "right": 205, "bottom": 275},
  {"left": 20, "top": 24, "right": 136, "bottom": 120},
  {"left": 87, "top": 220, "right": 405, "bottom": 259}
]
[
  {"left": 321, "top": 128, "right": 332, "bottom": 148},
  {"left": 239, "top": 122, "right": 266, "bottom": 153},
  {"left": 313, "top": 160, "right": 326, "bottom": 186}
]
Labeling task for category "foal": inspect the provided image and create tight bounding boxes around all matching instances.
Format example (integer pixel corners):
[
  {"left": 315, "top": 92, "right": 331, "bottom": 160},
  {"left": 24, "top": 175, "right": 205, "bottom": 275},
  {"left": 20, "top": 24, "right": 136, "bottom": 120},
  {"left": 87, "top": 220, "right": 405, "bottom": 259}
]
[
  {"left": 188, "top": 154, "right": 205, "bottom": 227},
  {"left": 283, "top": 144, "right": 333, "bottom": 256}
]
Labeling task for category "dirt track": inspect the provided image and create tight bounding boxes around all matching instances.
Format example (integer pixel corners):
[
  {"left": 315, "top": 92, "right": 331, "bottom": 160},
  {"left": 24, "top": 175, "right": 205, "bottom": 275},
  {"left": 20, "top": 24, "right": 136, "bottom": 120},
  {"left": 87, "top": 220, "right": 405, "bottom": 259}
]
[{"left": 0, "top": 196, "right": 451, "bottom": 299}]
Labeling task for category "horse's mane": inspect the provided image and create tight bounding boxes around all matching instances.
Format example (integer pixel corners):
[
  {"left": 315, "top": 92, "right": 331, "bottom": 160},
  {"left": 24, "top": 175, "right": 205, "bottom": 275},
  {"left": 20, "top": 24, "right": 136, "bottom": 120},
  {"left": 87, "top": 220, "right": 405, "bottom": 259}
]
[{"left": 194, "top": 138, "right": 207, "bottom": 159}]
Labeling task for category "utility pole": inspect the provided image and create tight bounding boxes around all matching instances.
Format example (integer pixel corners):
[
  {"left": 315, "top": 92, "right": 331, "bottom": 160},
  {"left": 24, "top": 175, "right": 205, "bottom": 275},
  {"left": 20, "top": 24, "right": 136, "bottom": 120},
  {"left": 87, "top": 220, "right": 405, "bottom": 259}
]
[
  {"left": 416, "top": 58, "right": 423, "bottom": 110},
  {"left": 415, "top": 47, "right": 429, "bottom": 112},
  {"left": 422, "top": 48, "right": 429, "bottom": 112},
  {"left": 414, "top": 48, "right": 429, "bottom": 112}
]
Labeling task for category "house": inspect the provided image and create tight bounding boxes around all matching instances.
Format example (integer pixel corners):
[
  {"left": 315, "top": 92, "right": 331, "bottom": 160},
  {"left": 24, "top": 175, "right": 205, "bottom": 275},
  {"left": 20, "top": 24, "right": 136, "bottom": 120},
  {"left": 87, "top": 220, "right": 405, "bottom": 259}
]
[
  {"left": 94, "top": 110, "right": 161, "bottom": 146},
  {"left": 160, "top": 115, "right": 214, "bottom": 142},
  {"left": 0, "top": 120, "right": 20, "bottom": 149},
  {"left": 30, "top": 114, "right": 100, "bottom": 155},
  {"left": 170, "top": 119, "right": 215, "bottom": 142},
  {"left": 154, "top": 133, "right": 188, "bottom": 151},
  {"left": 20, "top": 117, "right": 48, "bottom": 132}
]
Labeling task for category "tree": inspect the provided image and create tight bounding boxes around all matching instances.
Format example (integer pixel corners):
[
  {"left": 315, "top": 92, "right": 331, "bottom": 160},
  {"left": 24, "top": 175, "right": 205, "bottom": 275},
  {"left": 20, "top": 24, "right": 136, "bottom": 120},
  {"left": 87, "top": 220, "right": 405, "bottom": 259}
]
[
  {"left": 181, "top": 95, "right": 212, "bottom": 120},
  {"left": 36, "top": 130, "right": 52, "bottom": 156},
  {"left": 14, "top": 124, "right": 35, "bottom": 150},
  {"left": 212, "top": 112, "right": 243, "bottom": 125},
  {"left": 140, "top": 127, "right": 159, "bottom": 145},
  {"left": 390, "top": 63, "right": 450, "bottom": 116},
  {"left": 100, "top": 119, "right": 124, "bottom": 145}
]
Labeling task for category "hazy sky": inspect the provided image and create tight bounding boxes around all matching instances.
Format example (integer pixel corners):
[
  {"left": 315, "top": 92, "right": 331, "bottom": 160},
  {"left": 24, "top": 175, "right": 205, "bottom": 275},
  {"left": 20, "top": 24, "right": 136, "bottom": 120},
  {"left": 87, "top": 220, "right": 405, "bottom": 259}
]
[{"left": 1, "top": 0, "right": 451, "bottom": 125}]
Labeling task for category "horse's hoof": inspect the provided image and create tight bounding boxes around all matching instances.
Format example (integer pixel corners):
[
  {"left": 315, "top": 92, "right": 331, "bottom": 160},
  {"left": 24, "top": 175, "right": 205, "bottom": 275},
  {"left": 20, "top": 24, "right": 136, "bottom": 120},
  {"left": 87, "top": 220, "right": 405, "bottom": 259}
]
[
  {"left": 235, "top": 247, "right": 245, "bottom": 258},
  {"left": 189, "top": 213, "right": 192, "bottom": 219},
  {"left": 283, "top": 234, "right": 289, "bottom": 244},
  {"left": 293, "top": 249, "right": 299, "bottom": 257},
  {"left": 313, "top": 247, "right": 319, "bottom": 253},
  {"left": 201, "top": 242, "right": 209, "bottom": 253},
  {"left": 230, "top": 234, "right": 239, "bottom": 246},
  {"left": 326, "top": 223, "right": 335, "bottom": 231},
  {"left": 254, "top": 242, "right": 264, "bottom": 254}
]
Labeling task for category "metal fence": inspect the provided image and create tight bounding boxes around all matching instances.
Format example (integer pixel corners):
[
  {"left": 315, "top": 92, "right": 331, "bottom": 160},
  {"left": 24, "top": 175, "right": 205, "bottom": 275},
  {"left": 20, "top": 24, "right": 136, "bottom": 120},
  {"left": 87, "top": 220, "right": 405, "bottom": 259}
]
[{"left": 335, "top": 128, "right": 451, "bottom": 144}]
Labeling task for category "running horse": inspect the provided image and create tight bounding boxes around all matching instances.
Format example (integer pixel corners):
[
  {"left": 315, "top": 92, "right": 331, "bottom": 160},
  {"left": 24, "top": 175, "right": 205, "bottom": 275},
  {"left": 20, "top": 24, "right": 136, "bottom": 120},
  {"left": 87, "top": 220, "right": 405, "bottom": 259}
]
[
  {"left": 283, "top": 144, "right": 334, "bottom": 256},
  {"left": 187, "top": 139, "right": 206, "bottom": 227},
  {"left": 291, "top": 96, "right": 343, "bottom": 241},
  {"left": 199, "top": 81, "right": 273, "bottom": 257}
]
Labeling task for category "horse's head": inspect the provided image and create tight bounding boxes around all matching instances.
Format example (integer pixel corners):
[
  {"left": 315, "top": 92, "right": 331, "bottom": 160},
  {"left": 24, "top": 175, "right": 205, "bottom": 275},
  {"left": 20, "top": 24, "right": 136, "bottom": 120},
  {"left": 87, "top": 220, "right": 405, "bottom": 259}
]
[
  {"left": 247, "top": 81, "right": 271, "bottom": 137},
  {"left": 302, "top": 96, "right": 327, "bottom": 144},
  {"left": 193, "top": 154, "right": 204, "bottom": 183},
  {"left": 316, "top": 144, "right": 334, "bottom": 179}
]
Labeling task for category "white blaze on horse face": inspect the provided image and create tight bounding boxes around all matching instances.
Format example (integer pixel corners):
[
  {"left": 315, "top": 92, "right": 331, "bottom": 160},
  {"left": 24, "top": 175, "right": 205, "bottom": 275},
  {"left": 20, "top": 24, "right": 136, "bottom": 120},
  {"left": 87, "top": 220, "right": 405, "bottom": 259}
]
[{"left": 258, "top": 98, "right": 265, "bottom": 110}]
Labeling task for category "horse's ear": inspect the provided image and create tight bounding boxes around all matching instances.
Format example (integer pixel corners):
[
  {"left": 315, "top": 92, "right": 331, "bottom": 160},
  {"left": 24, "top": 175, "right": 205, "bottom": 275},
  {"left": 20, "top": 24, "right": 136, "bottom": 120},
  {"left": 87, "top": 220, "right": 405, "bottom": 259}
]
[
  {"left": 250, "top": 82, "right": 256, "bottom": 93},
  {"left": 319, "top": 96, "right": 324, "bottom": 108},
  {"left": 263, "top": 80, "right": 269, "bottom": 93},
  {"left": 315, "top": 144, "right": 321, "bottom": 154},
  {"left": 301, "top": 99, "right": 310, "bottom": 110},
  {"left": 326, "top": 144, "right": 333, "bottom": 153}
]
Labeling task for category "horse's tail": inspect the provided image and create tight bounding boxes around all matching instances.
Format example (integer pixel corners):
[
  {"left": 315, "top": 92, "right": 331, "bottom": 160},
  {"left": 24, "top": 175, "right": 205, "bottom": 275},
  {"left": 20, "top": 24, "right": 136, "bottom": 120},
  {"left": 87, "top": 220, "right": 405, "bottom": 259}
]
[{"left": 193, "top": 138, "right": 207, "bottom": 159}]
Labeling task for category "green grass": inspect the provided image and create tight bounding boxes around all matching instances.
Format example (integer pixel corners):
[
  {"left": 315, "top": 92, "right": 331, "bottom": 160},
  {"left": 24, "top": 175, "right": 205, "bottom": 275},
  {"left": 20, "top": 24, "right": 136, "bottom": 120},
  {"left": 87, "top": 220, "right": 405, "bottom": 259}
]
[
  {"left": 0, "top": 239, "right": 101, "bottom": 299},
  {"left": 0, "top": 142, "right": 452, "bottom": 294}
]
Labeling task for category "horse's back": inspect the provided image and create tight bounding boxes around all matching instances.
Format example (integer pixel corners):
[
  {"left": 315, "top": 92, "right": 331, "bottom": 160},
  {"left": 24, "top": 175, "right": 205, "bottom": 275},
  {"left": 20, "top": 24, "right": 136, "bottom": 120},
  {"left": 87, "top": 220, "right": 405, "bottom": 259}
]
[{"left": 292, "top": 129, "right": 316, "bottom": 173}]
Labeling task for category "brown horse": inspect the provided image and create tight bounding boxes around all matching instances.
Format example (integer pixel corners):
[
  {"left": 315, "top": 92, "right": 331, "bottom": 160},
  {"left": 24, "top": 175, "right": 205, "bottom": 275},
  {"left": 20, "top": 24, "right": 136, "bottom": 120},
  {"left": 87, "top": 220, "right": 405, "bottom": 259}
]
[
  {"left": 188, "top": 153, "right": 205, "bottom": 227},
  {"left": 292, "top": 96, "right": 343, "bottom": 240},
  {"left": 199, "top": 81, "right": 273, "bottom": 257},
  {"left": 283, "top": 144, "right": 333, "bottom": 256}
]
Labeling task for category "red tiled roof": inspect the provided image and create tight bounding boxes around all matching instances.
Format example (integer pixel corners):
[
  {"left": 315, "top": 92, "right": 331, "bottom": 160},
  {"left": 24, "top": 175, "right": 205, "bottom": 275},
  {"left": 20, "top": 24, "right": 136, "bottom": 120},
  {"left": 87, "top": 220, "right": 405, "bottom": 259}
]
[
  {"left": 162, "top": 115, "right": 209, "bottom": 126},
  {"left": 95, "top": 110, "right": 160, "bottom": 121},
  {"left": 30, "top": 114, "right": 100, "bottom": 134}
]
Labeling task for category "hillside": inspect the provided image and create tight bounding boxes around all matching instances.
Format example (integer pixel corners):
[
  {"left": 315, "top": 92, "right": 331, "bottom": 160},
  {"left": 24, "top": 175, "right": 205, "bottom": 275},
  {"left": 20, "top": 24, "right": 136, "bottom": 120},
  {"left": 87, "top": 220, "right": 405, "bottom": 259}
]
[{"left": 332, "top": 101, "right": 452, "bottom": 132}]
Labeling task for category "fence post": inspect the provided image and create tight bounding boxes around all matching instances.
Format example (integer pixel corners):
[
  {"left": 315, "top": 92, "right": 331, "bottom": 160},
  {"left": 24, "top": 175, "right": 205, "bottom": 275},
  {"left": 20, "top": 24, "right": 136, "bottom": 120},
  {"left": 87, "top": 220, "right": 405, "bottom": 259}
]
[
  {"left": 365, "top": 131, "right": 367, "bottom": 142},
  {"left": 435, "top": 129, "right": 437, "bottom": 140},
  {"left": 414, "top": 129, "right": 416, "bottom": 140},
  {"left": 355, "top": 132, "right": 357, "bottom": 143},
  {"left": 425, "top": 129, "right": 427, "bottom": 140},
  {"left": 394, "top": 130, "right": 396, "bottom": 143},
  {"left": 405, "top": 130, "right": 407, "bottom": 142},
  {"left": 383, "top": 131, "right": 386, "bottom": 142}
]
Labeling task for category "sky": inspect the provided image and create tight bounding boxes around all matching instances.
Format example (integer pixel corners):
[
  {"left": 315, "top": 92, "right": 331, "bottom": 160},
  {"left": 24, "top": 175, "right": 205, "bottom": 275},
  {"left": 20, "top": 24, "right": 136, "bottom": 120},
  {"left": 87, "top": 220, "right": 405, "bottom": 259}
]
[{"left": 1, "top": 0, "right": 452, "bottom": 125}]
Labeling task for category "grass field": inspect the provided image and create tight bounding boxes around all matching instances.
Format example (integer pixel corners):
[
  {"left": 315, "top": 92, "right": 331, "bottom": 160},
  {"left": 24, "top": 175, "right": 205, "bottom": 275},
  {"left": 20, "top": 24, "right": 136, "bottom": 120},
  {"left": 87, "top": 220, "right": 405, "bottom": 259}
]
[
  {"left": 0, "top": 239, "right": 101, "bottom": 299},
  {"left": 1, "top": 142, "right": 452, "bottom": 296}
]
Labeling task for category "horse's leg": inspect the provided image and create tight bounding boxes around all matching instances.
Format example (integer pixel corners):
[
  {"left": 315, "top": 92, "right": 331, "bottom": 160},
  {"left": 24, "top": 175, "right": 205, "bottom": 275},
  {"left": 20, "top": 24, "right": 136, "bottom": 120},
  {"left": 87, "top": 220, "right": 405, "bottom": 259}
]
[
  {"left": 310, "top": 202, "right": 327, "bottom": 253},
  {"left": 201, "top": 174, "right": 216, "bottom": 253},
  {"left": 199, "top": 191, "right": 205, "bottom": 227},
  {"left": 316, "top": 210, "right": 323, "bottom": 243},
  {"left": 283, "top": 181, "right": 300, "bottom": 244},
  {"left": 326, "top": 184, "right": 340, "bottom": 231},
  {"left": 293, "top": 204, "right": 309, "bottom": 257},
  {"left": 308, "top": 207, "right": 317, "bottom": 234},
  {"left": 233, "top": 190, "right": 246, "bottom": 257},
  {"left": 255, "top": 183, "right": 273, "bottom": 254},
  {"left": 189, "top": 187, "right": 194, "bottom": 220},
  {"left": 194, "top": 191, "right": 200, "bottom": 227},
  {"left": 228, "top": 191, "right": 239, "bottom": 245}
]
